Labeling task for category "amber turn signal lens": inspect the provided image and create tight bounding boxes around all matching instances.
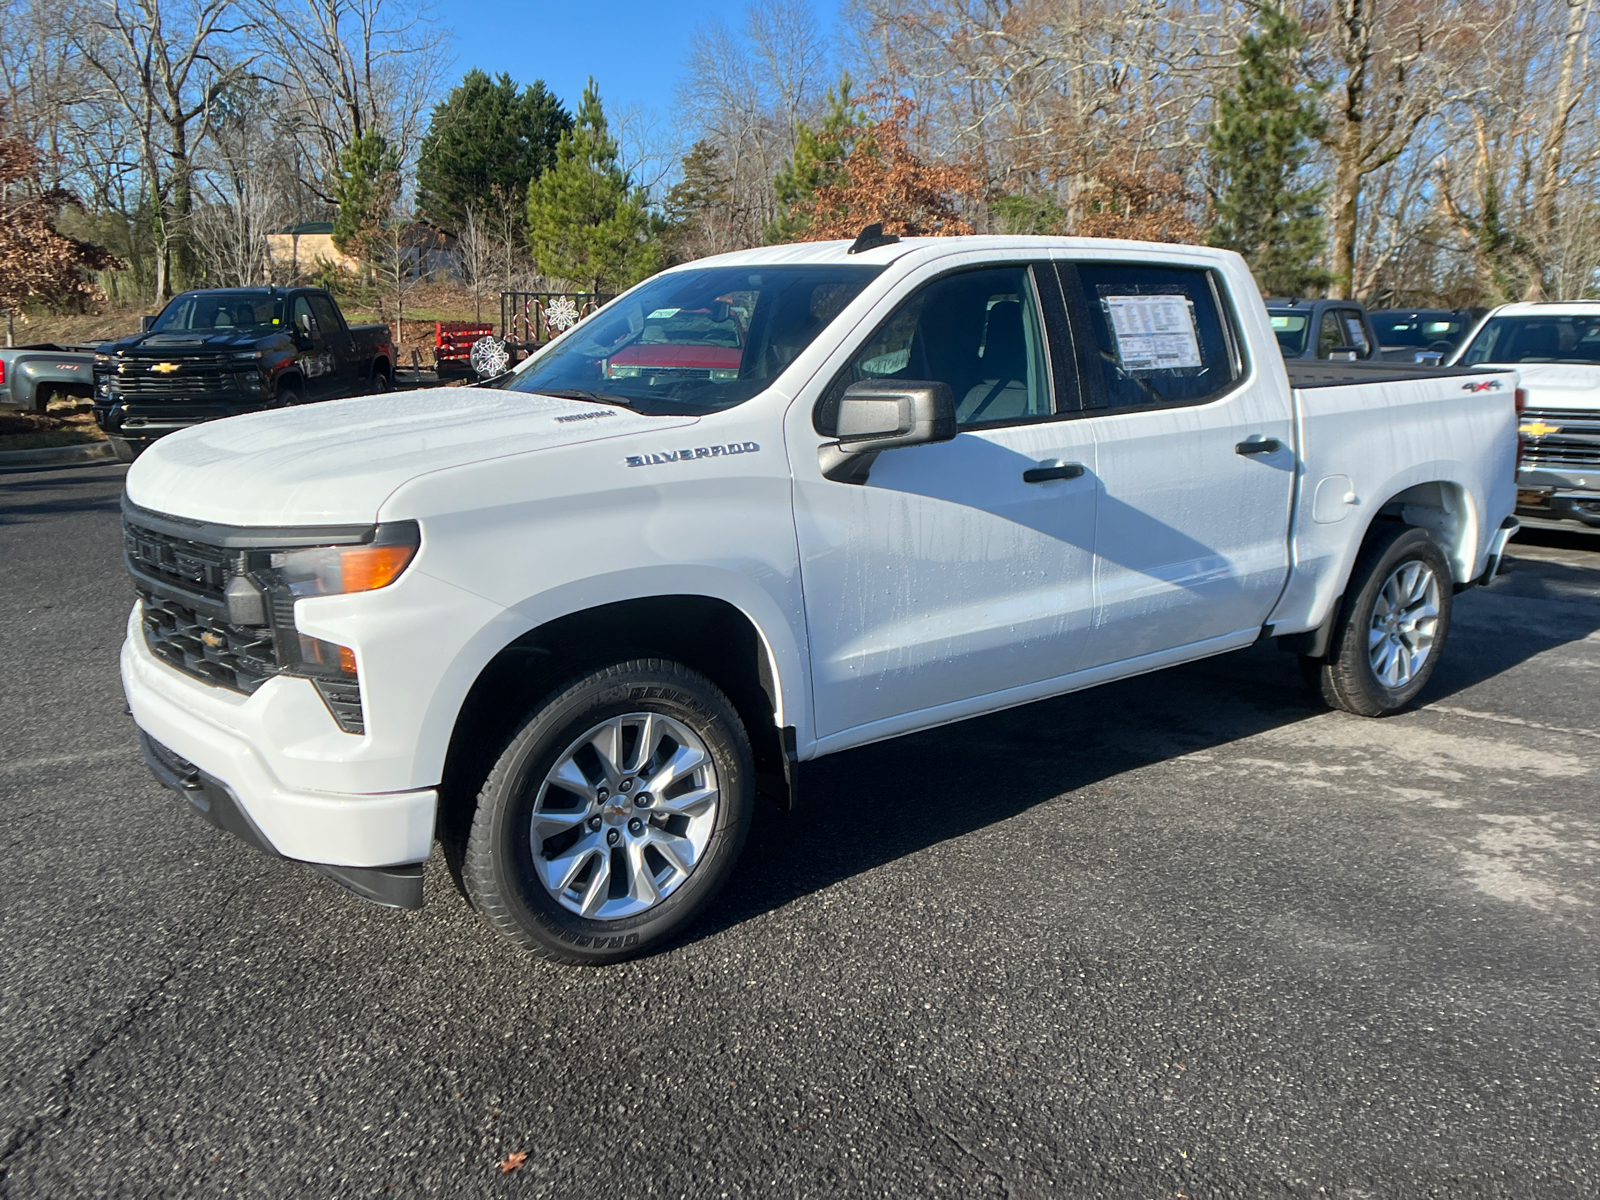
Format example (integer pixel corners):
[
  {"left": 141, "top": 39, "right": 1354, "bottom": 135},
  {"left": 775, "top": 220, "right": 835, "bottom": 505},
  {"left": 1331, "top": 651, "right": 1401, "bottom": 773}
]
[{"left": 336, "top": 543, "right": 416, "bottom": 593}]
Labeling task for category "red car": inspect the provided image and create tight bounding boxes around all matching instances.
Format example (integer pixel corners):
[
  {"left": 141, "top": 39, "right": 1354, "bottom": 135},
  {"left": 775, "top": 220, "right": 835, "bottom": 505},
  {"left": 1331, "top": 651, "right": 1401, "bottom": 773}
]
[{"left": 606, "top": 303, "right": 746, "bottom": 381}]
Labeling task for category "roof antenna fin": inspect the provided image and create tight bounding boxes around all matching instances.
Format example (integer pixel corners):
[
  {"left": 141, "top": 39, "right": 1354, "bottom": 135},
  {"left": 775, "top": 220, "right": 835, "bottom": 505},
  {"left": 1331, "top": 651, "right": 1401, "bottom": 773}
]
[{"left": 847, "top": 223, "right": 901, "bottom": 254}]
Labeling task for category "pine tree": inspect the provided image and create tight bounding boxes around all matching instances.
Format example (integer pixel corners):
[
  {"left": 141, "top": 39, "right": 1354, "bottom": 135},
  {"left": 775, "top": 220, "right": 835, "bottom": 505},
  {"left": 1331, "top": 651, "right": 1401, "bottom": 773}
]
[
  {"left": 767, "top": 77, "right": 868, "bottom": 243},
  {"left": 416, "top": 70, "right": 571, "bottom": 236},
  {"left": 1206, "top": 5, "right": 1330, "bottom": 296},
  {"left": 525, "top": 79, "right": 660, "bottom": 292},
  {"left": 331, "top": 131, "right": 400, "bottom": 264}
]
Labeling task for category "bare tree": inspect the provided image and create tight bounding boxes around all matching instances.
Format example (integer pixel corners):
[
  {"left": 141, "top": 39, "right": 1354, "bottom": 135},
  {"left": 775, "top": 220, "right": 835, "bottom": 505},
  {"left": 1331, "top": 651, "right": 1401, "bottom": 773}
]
[
  {"left": 76, "top": 0, "right": 252, "bottom": 299},
  {"left": 247, "top": 0, "right": 446, "bottom": 203},
  {"left": 456, "top": 202, "right": 494, "bottom": 321}
]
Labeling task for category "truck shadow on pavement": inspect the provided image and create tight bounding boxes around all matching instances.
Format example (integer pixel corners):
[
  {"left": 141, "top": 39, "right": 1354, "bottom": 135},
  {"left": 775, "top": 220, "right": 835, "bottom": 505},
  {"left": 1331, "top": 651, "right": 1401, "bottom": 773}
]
[
  {"left": 0, "top": 464, "right": 127, "bottom": 525},
  {"left": 702, "top": 645, "right": 1329, "bottom": 942},
  {"left": 699, "top": 538, "right": 1600, "bottom": 943}
]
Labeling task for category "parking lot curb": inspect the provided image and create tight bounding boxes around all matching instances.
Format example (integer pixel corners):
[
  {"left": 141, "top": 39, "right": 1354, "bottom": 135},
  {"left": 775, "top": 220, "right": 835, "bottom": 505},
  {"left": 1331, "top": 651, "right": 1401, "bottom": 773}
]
[{"left": 0, "top": 441, "right": 117, "bottom": 469}]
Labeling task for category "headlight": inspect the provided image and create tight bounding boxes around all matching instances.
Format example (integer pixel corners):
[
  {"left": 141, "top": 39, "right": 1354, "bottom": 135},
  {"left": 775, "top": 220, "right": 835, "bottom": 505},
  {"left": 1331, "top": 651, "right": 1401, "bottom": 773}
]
[
  {"left": 94, "top": 353, "right": 112, "bottom": 366},
  {"left": 270, "top": 521, "right": 420, "bottom": 598},
  {"left": 231, "top": 350, "right": 264, "bottom": 361}
]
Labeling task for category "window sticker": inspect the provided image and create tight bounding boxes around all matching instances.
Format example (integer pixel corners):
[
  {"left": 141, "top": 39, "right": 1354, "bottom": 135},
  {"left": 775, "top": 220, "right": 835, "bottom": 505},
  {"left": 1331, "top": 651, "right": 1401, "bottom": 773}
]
[
  {"left": 1102, "top": 294, "right": 1202, "bottom": 371},
  {"left": 1344, "top": 315, "right": 1369, "bottom": 350},
  {"left": 648, "top": 307, "right": 682, "bottom": 319}
]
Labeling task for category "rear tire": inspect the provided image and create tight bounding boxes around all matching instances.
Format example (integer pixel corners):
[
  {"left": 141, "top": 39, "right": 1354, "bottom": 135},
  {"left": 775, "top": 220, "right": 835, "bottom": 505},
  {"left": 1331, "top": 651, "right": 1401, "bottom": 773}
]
[
  {"left": 462, "top": 659, "right": 754, "bottom": 965},
  {"left": 369, "top": 364, "right": 392, "bottom": 394},
  {"left": 1302, "top": 523, "right": 1454, "bottom": 716}
]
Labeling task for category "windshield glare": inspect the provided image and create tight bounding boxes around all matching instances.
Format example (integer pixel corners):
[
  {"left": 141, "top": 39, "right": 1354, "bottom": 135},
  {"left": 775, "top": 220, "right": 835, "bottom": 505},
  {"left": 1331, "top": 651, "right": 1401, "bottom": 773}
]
[
  {"left": 1459, "top": 314, "right": 1600, "bottom": 365},
  {"left": 492, "top": 265, "right": 883, "bottom": 414},
  {"left": 152, "top": 292, "right": 285, "bottom": 334},
  {"left": 1269, "top": 313, "right": 1309, "bottom": 356},
  {"left": 1373, "top": 314, "right": 1466, "bottom": 348}
]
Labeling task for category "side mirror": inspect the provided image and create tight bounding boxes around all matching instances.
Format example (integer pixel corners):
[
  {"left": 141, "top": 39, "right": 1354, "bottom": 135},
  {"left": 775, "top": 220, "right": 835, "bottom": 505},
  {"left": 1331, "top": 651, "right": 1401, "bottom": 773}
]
[
  {"left": 293, "top": 330, "right": 314, "bottom": 351},
  {"left": 819, "top": 379, "right": 956, "bottom": 483},
  {"left": 1328, "top": 346, "right": 1361, "bottom": 362},
  {"left": 140, "top": 315, "right": 156, "bottom": 333},
  {"left": 1414, "top": 350, "right": 1444, "bottom": 367}
]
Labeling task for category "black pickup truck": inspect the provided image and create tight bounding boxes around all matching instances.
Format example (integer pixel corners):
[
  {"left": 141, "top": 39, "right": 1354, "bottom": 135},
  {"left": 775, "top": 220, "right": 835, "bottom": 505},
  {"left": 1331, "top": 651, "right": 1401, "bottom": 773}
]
[{"left": 94, "top": 287, "right": 393, "bottom": 461}]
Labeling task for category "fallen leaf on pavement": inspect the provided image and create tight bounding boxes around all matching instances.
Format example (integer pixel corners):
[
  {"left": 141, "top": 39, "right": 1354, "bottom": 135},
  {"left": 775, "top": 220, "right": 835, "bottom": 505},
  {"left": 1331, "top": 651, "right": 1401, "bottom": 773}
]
[{"left": 498, "top": 1151, "right": 528, "bottom": 1174}]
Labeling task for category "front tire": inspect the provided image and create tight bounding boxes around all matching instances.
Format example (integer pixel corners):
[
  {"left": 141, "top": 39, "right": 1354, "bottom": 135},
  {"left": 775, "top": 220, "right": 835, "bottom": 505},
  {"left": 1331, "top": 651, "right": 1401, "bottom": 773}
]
[
  {"left": 462, "top": 659, "right": 754, "bottom": 965},
  {"left": 108, "top": 436, "right": 140, "bottom": 463},
  {"left": 1302, "top": 523, "right": 1454, "bottom": 716}
]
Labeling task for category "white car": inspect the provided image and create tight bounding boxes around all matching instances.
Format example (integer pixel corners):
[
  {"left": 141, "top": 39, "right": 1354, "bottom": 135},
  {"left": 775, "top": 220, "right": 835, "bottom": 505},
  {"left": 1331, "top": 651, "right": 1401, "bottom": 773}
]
[
  {"left": 120, "top": 233, "right": 1520, "bottom": 963},
  {"left": 1451, "top": 300, "right": 1600, "bottom": 532}
]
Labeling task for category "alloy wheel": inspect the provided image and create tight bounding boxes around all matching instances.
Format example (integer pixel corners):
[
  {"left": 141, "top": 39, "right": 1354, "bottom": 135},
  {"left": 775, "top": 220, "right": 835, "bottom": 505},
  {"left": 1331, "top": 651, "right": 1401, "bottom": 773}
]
[
  {"left": 1367, "top": 559, "right": 1442, "bottom": 689},
  {"left": 528, "top": 712, "right": 720, "bottom": 920}
]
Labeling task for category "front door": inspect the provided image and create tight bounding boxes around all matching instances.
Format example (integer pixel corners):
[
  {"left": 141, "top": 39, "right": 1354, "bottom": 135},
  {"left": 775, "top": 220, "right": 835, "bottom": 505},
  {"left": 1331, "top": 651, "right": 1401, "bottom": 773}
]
[
  {"left": 792, "top": 262, "right": 1099, "bottom": 743},
  {"left": 1055, "top": 257, "right": 1296, "bottom": 669},
  {"left": 310, "top": 293, "right": 361, "bottom": 395}
]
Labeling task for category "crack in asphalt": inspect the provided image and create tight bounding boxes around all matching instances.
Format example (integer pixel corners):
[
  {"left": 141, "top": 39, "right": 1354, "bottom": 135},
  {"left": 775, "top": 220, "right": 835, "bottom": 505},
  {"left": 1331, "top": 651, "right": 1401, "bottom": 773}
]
[
  {"left": 899, "top": 1075, "right": 1013, "bottom": 1200},
  {"left": 0, "top": 884, "right": 240, "bottom": 1195}
]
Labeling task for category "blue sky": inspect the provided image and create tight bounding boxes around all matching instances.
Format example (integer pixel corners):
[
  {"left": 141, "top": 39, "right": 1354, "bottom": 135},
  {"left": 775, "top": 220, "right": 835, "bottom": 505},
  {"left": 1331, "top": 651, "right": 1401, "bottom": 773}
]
[{"left": 438, "top": 0, "right": 837, "bottom": 119}]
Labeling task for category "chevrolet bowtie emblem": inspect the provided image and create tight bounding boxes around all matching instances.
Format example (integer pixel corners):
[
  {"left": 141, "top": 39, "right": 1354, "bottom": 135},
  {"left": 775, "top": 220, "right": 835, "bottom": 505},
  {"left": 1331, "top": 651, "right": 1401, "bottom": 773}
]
[
  {"left": 1520, "top": 420, "right": 1561, "bottom": 437},
  {"left": 151, "top": 362, "right": 180, "bottom": 374}
]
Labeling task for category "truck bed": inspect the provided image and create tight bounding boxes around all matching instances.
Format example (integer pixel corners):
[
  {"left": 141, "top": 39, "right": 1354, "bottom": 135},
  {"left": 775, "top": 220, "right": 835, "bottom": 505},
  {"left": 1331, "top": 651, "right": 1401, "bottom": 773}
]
[{"left": 1285, "top": 360, "right": 1494, "bottom": 389}]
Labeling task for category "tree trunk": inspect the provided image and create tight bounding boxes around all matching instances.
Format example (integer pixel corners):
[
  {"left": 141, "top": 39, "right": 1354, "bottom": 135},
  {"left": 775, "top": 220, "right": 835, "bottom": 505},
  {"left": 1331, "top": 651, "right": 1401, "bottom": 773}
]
[
  {"left": 1327, "top": 0, "right": 1372, "bottom": 299},
  {"left": 1525, "top": 0, "right": 1593, "bottom": 299}
]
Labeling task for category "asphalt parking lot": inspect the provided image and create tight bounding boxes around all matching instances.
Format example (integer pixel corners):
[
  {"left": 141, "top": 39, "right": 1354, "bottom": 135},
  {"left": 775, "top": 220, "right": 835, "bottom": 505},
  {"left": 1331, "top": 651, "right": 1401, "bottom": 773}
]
[{"left": 2, "top": 461, "right": 1598, "bottom": 1199}]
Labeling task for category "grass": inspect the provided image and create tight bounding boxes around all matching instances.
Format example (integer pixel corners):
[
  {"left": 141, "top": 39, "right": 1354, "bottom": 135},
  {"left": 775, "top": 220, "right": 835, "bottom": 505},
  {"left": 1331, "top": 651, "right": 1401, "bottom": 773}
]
[{"left": 0, "top": 428, "right": 105, "bottom": 451}]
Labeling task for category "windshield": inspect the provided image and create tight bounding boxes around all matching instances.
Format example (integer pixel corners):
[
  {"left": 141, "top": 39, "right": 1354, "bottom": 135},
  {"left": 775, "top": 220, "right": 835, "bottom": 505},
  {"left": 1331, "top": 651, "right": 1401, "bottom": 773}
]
[
  {"left": 490, "top": 264, "right": 883, "bottom": 414},
  {"left": 1269, "top": 312, "right": 1309, "bottom": 356},
  {"left": 1458, "top": 314, "right": 1600, "bottom": 365},
  {"left": 1373, "top": 313, "right": 1467, "bottom": 348},
  {"left": 151, "top": 292, "right": 285, "bottom": 334}
]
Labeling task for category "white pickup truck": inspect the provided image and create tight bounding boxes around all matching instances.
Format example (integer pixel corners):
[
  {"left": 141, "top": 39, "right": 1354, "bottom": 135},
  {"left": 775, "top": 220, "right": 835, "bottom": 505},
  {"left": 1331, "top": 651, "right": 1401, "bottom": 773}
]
[
  {"left": 1449, "top": 300, "right": 1600, "bottom": 532},
  {"left": 120, "top": 233, "right": 1519, "bottom": 964}
]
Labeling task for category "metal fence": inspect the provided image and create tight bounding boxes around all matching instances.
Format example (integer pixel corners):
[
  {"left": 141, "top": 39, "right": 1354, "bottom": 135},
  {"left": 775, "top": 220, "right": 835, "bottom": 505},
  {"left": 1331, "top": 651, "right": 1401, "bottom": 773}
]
[{"left": 500, "top": 292, "right": 616, "bottom": 348}]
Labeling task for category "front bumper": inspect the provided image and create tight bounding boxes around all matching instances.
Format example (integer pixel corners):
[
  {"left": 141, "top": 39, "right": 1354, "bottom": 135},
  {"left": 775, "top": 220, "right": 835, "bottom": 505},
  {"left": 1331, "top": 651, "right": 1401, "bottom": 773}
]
[
  {"left": 96, "top": 397, "right": 268, "bottom": 443},
  {"left": 138, "top": 730, "right": 424, "bottom": 908},
  {"left": 1515, "top": 467, "right": 1600, "bottom": 531},
  {"left": 122, "top": 607, "right": 437, "bottom": 888}
]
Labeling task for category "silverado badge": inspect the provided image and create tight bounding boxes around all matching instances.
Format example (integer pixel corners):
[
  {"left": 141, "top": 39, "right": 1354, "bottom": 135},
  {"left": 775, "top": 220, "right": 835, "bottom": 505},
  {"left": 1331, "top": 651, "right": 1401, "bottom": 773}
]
[{"left": 151, "top": 362, "right": 181, "bottom": 373}]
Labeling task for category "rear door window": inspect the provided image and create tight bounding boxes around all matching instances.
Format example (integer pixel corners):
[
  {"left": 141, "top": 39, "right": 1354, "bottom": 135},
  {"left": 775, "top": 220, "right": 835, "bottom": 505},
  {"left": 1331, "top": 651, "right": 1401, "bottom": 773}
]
[{"left": 1063, "top": 262, "right": 1241, "bottom": 411}]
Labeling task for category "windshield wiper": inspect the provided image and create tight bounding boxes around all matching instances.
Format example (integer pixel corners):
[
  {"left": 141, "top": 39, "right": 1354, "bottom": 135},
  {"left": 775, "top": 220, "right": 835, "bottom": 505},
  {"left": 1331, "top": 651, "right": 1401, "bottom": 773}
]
[{"left": 533, "top": 387, "right": 642, "bottom": 411}]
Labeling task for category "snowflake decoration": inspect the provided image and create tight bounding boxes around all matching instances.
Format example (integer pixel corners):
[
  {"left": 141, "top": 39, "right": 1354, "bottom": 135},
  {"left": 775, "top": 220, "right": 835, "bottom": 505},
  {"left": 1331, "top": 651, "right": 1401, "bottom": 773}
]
[
  {"left": 545, "top": 295, "right": 580, "bottom": 333},
  {"left": 469, "top": 335, "right": 511, "bottom": 378}
]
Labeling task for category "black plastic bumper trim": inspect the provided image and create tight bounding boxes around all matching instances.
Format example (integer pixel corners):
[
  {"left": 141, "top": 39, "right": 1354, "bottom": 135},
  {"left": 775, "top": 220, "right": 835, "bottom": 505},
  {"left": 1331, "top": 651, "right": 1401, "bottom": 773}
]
[
  {"left": 307, "top": 862, "right": 425, "bottom": 910},
  {"left": 138, "top": 730, "right": 425, "bottom": 911}
]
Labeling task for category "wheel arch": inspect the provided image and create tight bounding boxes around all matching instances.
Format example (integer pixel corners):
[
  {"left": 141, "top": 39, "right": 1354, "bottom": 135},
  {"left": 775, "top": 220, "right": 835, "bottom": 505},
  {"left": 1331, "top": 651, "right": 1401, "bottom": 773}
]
[
  {"left": 434, "top": 592, "right": 797, "bottom": 883},
  {"left": 1271, "top": 466, "right": 1484, "bottom": 646}
]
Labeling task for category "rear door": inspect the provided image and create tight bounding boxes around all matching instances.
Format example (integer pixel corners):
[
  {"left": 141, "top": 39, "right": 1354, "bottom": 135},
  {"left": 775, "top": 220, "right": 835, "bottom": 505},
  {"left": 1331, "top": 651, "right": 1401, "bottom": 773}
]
[
  {"left": 309, "top": 292, "right": 362, "bottom": 395},
  {"left": 1054, "top": 256, "right": 1296, "bottom": 669}
]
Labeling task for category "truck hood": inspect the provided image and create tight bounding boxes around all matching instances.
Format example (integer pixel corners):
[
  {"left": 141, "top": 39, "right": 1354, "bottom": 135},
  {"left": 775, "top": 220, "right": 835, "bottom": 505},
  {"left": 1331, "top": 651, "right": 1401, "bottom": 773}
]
[
  {"left": 1501, "top": 362, "right": 1600, "bottom": 409},
  {"left": 102, "top": 329, "right": 291, "bottom": 355},
  {"left": 123, "top": 388, "right": 698, "bottom": 526}
]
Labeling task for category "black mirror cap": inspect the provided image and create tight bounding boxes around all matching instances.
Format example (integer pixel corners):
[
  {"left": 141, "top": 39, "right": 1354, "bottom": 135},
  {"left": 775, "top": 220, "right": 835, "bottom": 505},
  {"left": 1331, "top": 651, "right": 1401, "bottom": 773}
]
[{"left": 835, "top": 379, "right": 956, "bottom": 450}]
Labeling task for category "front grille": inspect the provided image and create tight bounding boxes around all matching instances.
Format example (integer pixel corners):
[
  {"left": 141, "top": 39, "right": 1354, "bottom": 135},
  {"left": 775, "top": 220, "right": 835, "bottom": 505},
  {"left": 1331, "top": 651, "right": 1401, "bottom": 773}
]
[
  {"left": 124, "top": 511, "right": 366, "bottom": 734},
  {"left": 1522, "top": 407, "right": 1600, "bottom": 472},
  {"left": 140, "top": 589, "right": 278, "bottom": 693},
  {"left": 124, "top": 522, "right": 231, "bottom": 601}
]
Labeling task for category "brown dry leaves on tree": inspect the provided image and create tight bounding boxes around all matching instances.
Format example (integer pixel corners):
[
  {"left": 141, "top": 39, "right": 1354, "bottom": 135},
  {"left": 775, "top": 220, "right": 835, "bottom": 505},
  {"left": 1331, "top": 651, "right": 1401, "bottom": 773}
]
[
  {"left": 0, "top": 120, "right": 122, "bottom": 313},
  {"left": 794, "top": 99, "right": 983, "bottom": 241},
  {"left": 1075, "top": 167, "right": 1202, "bottom": 245}
]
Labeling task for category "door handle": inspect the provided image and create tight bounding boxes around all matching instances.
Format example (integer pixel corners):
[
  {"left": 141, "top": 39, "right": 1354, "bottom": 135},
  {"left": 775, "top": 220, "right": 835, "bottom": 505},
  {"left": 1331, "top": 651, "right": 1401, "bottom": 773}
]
[
  {"left": 1022, "top": 459, "right": 1086, "bottom": 483},
  {"left": 1235, "top": 437, "right": 1282, "bottom": 456}
]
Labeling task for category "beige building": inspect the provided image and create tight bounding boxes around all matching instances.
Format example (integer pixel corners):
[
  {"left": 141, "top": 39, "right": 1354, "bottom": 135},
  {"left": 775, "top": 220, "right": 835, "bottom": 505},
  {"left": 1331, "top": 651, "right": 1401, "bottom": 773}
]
[{"left": 265, "top": 222, "right": 360, "bottom": 279}]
